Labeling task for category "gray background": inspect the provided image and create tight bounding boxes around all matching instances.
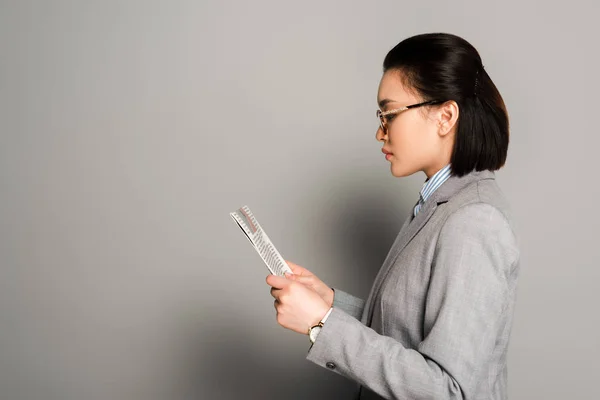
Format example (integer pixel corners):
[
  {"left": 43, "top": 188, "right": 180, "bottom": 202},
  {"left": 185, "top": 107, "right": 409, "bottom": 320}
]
[{"left": 1, "top": 0, "right": 598, "bottom": 399}]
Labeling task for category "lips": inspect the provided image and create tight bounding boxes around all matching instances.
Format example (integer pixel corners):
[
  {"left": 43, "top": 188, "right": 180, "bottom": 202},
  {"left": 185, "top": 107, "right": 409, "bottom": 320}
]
[{"left": 381, "top": 148, "right": 393, "bottom": 155}]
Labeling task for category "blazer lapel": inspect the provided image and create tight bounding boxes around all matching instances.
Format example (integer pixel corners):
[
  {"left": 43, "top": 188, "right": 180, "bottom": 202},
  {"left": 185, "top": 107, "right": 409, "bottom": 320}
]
[
  {"left": 361, "top": 199, "right": 439, "bottom": 325},
  {"left": 361, "top": 170, "right": 496, "bottom": 326}
]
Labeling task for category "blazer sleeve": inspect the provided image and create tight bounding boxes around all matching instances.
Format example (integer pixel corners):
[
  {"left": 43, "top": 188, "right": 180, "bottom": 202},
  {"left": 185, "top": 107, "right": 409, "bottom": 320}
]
[
  {"left": 306, "top": 203, "right": 519, "bottom": 400},
  {"left": 331, "top": 288, "right": 365, "bottom": 320}
]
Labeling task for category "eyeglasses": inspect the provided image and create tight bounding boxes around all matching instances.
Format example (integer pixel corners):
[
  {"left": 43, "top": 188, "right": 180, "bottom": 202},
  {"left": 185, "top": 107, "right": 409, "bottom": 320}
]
[{"left": 376, "top": 99, "right": 446, "bottom": 133}]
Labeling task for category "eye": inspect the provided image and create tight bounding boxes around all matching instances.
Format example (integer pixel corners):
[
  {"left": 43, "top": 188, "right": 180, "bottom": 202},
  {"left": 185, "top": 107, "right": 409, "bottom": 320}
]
[{"left": 385, "top": 114, "right": 396, "bottom": 122}]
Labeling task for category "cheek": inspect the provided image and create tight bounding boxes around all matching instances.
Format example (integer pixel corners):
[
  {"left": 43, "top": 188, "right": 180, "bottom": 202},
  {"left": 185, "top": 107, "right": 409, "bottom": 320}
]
[{"left": 389, "top": 119, "right": 429, "bottom": 156}]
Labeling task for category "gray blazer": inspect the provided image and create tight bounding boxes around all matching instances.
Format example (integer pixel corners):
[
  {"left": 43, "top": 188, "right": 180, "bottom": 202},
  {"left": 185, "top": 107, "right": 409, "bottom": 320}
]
[{"left": 306, "top": 170, "right": 520, "bottom": 400}]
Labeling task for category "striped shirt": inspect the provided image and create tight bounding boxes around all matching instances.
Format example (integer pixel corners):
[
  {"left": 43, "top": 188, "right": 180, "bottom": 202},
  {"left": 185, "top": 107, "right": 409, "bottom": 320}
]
[{"left": 413, "top": 164, "right": 452, "bottom": 217}]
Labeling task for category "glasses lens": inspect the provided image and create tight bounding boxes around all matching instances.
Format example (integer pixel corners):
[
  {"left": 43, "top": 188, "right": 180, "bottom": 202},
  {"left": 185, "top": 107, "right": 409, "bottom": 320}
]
[{"left": 377, "top": 110, "right": 386, "bottom": 131}]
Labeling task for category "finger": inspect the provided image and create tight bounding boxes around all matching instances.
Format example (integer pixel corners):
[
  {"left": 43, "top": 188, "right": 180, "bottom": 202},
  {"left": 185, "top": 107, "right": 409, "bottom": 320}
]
[
  {"left": 270, "top": 287, "right": 282, "bottom": 298},
  {"left": 290, "top": 275, "right": 313, "bottom": 286},
  {"left": 274, "top": 299, "right": 282, "bottom": 312},
  {"left": 285, "top": 260, "right": 305, "bottom": 275},
  {"left": 266, "top": 274, "right": 290, "bottom": 289}
]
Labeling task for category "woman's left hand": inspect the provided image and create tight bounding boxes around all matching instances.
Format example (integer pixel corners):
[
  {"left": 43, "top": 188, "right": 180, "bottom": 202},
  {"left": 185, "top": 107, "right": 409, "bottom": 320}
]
[{"left": 266, "top": 273, "right": 331, "bottom": 335}]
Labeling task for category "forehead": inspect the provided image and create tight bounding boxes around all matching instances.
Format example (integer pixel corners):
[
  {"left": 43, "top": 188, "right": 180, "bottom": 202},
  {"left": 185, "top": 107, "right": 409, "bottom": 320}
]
[{"left": 377, "top": 70, "right": 418, "bottom": 106}]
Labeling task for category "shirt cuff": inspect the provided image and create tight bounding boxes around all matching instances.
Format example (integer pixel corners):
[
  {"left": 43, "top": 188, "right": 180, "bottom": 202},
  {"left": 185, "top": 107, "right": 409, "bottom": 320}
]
[
  {"left": 321, "top": 307, "right": 334, "bottom": 324},
  {"left": 310, "top": 307, "right": 333, "bottom": 345}
]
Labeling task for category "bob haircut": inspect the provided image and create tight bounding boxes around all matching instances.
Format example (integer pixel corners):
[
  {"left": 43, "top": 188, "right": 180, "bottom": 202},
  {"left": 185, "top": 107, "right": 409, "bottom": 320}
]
[{"left": 383, "top": 33, "right": 509, "bottom": 177}]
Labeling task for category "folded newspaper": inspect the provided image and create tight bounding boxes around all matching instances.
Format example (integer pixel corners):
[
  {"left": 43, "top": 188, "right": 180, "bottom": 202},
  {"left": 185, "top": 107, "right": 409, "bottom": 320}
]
[{"left": 229, "top": 205, "right": 292, "bottom": 276}]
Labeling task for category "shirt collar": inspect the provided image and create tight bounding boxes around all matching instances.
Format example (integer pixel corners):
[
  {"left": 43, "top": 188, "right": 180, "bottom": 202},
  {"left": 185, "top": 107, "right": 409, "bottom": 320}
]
[{"left": 419, "top": 164, "right": 452, "bottom": 203}]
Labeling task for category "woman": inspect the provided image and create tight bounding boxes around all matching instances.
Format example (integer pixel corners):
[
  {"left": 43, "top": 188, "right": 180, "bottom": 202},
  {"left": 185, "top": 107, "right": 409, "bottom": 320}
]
[{"left": 266, "top": 32, "right": 520, "bottom": 400}]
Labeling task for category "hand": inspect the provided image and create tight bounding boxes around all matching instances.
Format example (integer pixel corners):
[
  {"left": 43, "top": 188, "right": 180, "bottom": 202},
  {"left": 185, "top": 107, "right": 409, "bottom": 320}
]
[
  {"left": 284, "top": 260, "right": 334, "bottom": 308},
  {"left": 266, "top": 274, "right": 331, "bottom": 335}
]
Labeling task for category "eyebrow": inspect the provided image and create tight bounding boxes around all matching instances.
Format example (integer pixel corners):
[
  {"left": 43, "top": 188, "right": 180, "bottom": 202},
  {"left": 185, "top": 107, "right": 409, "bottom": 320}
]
[{"left": 378, "top": 98, "right": 397, "bottom": 108}]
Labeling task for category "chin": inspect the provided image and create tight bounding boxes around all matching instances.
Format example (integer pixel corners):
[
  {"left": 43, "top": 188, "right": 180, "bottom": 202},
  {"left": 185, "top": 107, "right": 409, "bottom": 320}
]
[{"left": 390, "top": 163, "right": 419, "bottom": 178}]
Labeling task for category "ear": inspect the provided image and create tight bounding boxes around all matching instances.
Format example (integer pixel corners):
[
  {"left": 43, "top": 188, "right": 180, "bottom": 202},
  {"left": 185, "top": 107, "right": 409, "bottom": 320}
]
[{"left": 436, "top": 101, "right": 459, "bottom": 137}]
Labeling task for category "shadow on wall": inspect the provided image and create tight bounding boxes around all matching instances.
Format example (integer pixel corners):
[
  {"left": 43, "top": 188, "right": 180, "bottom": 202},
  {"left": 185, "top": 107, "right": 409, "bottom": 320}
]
[
  {"left": 182, "top": 315, "right": 357, "bottom": 400},
  {"left": 182, "top": 172, "right": 416, "bottom": 400},
  {"left": 306, "top": 172, "right": 417, "bottom": 299}
]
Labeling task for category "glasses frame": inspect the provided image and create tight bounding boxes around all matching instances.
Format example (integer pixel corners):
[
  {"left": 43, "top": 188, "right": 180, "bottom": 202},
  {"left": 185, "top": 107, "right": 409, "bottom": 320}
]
[{"left": 376, "top": 99, "right": 446, "bottom": 133}]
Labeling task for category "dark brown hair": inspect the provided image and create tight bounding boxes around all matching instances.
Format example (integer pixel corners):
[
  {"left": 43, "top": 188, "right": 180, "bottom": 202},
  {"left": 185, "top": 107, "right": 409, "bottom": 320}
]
[{"left": 383, "top": 33, "right": 509, "bottom": 176}]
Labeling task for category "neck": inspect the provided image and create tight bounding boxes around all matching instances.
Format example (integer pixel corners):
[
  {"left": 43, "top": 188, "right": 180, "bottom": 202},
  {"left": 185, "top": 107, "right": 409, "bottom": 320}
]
[{"left": 424, "top": 161, "right": 450, "bottom": 179}]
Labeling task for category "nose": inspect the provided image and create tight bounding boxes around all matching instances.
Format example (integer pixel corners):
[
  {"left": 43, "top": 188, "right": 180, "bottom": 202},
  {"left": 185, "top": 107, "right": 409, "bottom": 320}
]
[{"left": 376, "top": 126, "right": 386, "bottom": 142}]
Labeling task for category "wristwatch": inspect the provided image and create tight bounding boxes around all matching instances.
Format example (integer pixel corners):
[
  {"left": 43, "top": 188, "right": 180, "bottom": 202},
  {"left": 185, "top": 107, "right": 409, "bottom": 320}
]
[
  {"left": 308, "top": 322, "right": 323, "bottom": 344},
  {"left": 308, "top": 307, "right": 333, "bottom": 344}
]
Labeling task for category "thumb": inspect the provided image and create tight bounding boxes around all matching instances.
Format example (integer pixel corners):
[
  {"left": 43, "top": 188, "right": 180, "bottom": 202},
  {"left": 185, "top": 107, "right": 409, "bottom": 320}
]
[
  {"left": 289, "top": 274, "right": 314, "bottom": 286},
  {"left": 285, "top": 260, "right": 299, "bottom": 270},
  {"left": 284, "top": 272, "right": 296, "bottom": 280},
  {"left": 285, "top": 260, "right": 309, "bottom": 275}
]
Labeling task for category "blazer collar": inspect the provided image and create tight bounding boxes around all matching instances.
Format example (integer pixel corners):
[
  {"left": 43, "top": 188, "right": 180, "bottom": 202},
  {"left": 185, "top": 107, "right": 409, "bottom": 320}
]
[
  {"left": 431, "top": 169, "right": 495, "bottom": 204},
  {"left": 361, "top": 169, "right": 496, "bottom": 325}
]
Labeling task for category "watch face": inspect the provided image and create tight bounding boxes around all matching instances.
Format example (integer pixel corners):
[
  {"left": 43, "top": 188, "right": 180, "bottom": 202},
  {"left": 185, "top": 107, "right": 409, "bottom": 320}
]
[{"left": 309, "top": 326, "right": 322, "bottom": 343}]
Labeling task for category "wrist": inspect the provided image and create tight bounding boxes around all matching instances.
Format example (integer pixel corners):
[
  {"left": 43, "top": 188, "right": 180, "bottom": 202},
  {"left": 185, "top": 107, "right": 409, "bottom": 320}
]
[
  {"left": 308, "top": 307, "right": 333, "bottom": 344},
  {"left": 324, "top": 287, "right": 334, "bottom": 308},
  {"left": 311, "top": 303, "right": 331, "bottom": 328}
]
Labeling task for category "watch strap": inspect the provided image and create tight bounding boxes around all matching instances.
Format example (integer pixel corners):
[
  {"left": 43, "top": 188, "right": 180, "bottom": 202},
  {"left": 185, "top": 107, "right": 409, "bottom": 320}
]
[{"left": 308, "top": 307, "right": 333, "bottom": 344}]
